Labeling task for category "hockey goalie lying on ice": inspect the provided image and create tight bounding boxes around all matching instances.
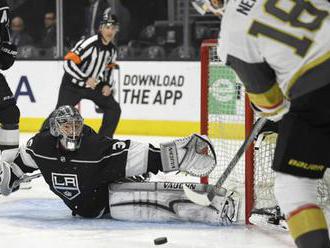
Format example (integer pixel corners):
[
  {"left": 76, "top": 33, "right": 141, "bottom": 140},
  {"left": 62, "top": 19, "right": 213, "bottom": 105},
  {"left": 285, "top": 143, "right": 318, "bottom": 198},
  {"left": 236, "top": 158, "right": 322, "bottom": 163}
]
[{"left": 0, "top": 105, "right": 238, "bottom": 225}]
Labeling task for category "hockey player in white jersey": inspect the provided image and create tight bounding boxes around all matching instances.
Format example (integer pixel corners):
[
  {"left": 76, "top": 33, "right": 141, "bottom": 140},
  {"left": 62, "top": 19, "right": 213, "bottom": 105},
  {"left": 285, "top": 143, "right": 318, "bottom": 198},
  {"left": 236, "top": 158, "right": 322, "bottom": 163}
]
[{"left": 212, "top": 0, "right": 330, "bottom": 247}]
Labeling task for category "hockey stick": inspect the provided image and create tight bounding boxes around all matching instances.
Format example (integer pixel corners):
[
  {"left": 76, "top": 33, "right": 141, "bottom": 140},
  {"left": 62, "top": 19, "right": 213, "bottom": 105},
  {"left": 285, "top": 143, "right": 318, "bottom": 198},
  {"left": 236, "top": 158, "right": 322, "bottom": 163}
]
[{"left": 183, "top": 117, "right": 267, "bottom": 206}]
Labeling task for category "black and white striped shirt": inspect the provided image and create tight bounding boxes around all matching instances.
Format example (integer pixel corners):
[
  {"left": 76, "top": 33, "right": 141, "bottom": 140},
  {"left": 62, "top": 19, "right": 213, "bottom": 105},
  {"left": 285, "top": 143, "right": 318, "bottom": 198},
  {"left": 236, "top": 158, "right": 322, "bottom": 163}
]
[{"left": 64, "top": 34, "right": 117, "bottom": 88}]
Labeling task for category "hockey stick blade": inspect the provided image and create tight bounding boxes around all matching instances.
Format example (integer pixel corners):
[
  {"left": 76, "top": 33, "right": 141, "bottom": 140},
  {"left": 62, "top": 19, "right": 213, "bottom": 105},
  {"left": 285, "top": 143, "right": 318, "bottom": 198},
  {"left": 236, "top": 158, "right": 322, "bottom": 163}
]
[
  {"left": 184, "top": 118, "right": 268, "bottom": 206},
  {"left": 183, "top": 184, "right": 212, "bottom": 206},
  {"left": 12, "top": 172, "right": 43, "bottom": 189}
]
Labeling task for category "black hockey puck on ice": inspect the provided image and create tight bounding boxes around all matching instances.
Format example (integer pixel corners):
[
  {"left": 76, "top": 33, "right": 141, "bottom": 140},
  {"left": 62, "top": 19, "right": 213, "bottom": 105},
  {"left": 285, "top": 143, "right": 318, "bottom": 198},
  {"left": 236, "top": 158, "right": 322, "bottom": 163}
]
[{"left": 154, "top": 237, "right": 168, "bottom": 245}]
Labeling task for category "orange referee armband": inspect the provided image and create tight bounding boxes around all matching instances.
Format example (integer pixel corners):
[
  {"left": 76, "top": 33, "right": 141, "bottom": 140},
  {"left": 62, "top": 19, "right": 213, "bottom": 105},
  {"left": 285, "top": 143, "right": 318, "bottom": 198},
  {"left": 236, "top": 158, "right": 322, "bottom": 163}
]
[{"left": 64, "top": 51, "right": 82, "bottom": 64}]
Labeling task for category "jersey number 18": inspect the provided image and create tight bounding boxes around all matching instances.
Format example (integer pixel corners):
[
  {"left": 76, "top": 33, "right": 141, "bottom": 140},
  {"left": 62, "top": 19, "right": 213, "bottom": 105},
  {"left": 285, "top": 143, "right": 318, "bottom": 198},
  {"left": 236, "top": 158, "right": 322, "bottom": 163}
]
[{"left": 248, "top": 0, "right": 328, "bottom": 57}]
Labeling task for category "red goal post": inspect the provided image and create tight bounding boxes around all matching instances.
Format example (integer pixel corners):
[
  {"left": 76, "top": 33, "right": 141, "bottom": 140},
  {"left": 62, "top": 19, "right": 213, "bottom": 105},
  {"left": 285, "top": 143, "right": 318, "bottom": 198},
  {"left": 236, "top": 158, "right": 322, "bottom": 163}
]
[{"left": 200, "top": 39, "right": 268, "bottom": 223}]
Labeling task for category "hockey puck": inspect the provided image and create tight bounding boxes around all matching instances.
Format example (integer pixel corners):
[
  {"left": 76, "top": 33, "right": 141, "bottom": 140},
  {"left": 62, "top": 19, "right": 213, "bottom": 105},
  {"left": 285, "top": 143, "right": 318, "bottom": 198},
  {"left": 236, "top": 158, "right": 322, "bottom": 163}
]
[{"left": 154, "top": 237, "right": 167, "bottom": 245}]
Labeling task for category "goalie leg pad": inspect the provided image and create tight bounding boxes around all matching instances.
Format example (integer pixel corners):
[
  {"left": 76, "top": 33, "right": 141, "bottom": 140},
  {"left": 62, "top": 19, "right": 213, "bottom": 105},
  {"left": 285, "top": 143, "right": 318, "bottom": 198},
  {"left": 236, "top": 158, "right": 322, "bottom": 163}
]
[
  {"left": 160, "top": 134, "right": 216, "bottom": 177},
  {"left": 108, "top": 182, "right": 239, "bottom": 225}
]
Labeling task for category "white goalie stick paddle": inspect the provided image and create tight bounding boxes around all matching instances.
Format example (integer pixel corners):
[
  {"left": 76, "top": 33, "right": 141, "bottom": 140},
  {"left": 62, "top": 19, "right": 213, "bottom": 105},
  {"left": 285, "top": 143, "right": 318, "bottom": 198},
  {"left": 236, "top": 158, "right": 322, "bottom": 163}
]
[
  {"left": 12, "top": 172, "right": 42, "bottom": 189},
  {"left": 183, "top": 118, "right": 268, "bottom": 206}
]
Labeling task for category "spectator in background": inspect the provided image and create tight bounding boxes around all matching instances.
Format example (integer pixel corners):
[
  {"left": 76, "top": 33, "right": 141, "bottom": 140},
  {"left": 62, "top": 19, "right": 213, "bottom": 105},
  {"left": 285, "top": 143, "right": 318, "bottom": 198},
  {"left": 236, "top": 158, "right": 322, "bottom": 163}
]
[
  {"left": 7, "top": 0, "right": 27, "bottom": 10},
  {"left": 120, "top": 0, "right": 167, "bottom": 44},
  {"left": 10, "top": 16, "right": 33, "bottom": 47},
  {"left": 40, "top": 11, "right": 56, "bottom": 48}
]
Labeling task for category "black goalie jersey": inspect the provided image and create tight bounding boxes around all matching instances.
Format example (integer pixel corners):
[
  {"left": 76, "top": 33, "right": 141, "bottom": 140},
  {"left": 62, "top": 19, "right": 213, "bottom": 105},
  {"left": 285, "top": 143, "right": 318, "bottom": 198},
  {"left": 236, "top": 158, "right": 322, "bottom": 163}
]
[{"left": 13, "top": 126, "right": 154, "bottom": 218}]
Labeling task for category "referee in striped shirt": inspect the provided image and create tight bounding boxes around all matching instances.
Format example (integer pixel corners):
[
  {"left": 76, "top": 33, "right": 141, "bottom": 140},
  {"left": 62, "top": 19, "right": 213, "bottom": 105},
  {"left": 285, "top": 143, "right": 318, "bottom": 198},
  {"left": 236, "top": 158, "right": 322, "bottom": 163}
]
[{"left": 55, "top": 8, "right": 121, "bottom": 138}]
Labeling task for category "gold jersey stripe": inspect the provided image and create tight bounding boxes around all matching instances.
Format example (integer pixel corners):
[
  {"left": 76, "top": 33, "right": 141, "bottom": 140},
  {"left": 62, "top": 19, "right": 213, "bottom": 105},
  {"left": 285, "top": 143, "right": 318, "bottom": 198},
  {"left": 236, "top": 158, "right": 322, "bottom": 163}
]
[
  {"left": 287, "top": 51, "right": 330, "bottom": 96},
  {"left": 288, "top": 206, "right": 328, "bottom": 240},
  {"left": 247, "top": 83, "right": 284, "bottom": 109}
]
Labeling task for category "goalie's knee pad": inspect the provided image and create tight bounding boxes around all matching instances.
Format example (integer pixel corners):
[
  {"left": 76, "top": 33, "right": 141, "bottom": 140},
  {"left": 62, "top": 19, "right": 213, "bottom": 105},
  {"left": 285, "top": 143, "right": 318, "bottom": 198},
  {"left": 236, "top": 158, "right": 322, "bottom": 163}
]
[{"left": 274, "top": 172, "right": 318, "bottom": 215}]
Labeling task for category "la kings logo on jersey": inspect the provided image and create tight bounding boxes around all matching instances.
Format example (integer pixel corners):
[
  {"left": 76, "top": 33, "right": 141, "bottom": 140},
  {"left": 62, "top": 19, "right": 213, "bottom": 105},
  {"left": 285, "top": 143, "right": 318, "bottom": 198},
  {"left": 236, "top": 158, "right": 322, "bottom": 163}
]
[{"left": 51, "top": 173, "right": 80, "bottom": 200}]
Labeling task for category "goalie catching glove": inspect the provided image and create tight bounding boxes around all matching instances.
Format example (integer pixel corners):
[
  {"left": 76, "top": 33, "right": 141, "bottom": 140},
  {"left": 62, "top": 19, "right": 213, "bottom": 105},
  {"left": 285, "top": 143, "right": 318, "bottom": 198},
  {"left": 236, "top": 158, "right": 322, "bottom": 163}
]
[
  {"left": 0, "top": 161, "right": 23, "bottom": 196},
  {"left": 160, "top": 134, "right": 217, "bottom": 177}
]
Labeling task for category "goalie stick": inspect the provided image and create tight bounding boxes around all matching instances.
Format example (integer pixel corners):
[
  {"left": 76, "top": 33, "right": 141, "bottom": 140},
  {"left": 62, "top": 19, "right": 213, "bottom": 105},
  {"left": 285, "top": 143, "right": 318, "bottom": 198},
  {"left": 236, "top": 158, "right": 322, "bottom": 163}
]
[
  {"left": 12, "top": 172, "right": 42, "bottom": 189},
  {"left": 183, "top": 117, "right": 267, "bottom": 206},
  {"left": 1, "top": 172, "right": 42, "bottom": 195}
]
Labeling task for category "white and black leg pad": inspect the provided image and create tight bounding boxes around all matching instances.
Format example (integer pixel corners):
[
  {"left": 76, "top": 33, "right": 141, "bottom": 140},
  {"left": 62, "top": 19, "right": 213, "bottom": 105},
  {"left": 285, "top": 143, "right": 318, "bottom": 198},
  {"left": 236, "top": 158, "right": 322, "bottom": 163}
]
[
  {"left": 274, "top": 172, "right": 318, "bottom": 215},
  {"left": 108, "top": 182, "right": 239, "bottom": 225},
  {"left": 124, "top": 141, "right": 150, "bottom": 177},
  {"left": 160, "top": 134, "right": 217, "bottom": 176}
]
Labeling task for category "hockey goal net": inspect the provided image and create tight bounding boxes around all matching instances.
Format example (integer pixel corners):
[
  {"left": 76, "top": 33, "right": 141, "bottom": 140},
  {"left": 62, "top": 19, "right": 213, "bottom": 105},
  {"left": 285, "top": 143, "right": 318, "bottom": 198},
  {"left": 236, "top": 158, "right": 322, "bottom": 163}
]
[{"left": 200, "top": 39, "right": 330, "bottom": 224}]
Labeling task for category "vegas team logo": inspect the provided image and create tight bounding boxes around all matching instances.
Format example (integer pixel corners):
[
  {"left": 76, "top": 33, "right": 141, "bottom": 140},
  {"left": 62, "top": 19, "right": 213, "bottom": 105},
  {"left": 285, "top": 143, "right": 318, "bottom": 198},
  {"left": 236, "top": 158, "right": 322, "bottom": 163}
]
[{"left": 51, "top": 173, "right": 81, "bottom": 200}]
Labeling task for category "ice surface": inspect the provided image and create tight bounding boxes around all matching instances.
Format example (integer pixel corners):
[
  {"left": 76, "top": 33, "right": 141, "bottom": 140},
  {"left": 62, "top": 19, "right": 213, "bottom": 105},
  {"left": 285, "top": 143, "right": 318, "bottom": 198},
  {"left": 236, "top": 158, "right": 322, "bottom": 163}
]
[{"left": 0, "top": 133, "right": 295, "bottom": 248}]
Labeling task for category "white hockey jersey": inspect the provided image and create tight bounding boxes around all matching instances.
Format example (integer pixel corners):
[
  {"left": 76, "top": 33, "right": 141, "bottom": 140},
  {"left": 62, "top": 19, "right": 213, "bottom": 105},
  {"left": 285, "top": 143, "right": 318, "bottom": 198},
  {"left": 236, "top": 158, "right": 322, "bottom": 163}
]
[{"left": 219, "top": 0, "right": 330, "bottom": 105}]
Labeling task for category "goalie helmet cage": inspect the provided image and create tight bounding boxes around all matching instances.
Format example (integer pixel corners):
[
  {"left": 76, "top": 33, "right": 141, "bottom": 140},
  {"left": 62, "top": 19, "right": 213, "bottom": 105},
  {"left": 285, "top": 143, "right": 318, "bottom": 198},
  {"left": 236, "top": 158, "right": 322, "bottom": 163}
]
[{"left": 199, "top": 39, "right": 330, "bottom": 224}]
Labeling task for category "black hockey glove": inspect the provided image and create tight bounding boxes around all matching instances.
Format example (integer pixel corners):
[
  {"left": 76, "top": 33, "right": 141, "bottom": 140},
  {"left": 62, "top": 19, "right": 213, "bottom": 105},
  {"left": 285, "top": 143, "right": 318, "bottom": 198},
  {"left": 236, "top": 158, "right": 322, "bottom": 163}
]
[{"left": 0, "top": 42, "right": 17, "bottom": 70}]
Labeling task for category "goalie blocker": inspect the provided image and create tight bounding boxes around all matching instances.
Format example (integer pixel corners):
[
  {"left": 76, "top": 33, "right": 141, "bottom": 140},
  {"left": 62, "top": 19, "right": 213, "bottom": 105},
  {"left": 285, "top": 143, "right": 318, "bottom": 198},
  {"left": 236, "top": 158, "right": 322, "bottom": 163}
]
[
  {"left": 160, "top": 134, "right": 217, "bottom": 177},
  {"left": 108, "top": 181, "right": 239, "bottom": 225}
]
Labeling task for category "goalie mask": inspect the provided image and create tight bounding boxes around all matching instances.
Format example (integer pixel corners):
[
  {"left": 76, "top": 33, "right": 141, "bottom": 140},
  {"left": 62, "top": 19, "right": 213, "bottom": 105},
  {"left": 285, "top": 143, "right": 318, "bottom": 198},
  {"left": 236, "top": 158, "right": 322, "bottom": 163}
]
[{"left": 49, "top": 105, "right": 84, "bottom": 151}]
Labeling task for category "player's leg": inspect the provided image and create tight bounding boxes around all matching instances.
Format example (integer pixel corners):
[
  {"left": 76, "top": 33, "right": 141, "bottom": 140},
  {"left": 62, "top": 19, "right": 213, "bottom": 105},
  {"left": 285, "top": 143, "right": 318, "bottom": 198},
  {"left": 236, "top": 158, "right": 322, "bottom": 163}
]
[
  {"left": 87, "top": 86, "right": 121, "bottom": 138},
  {"left": 273, "top": 84, "right": 330, "bottom": 248},
  {"left": 55, "top": 76, "right": 83, "bottom": 108},
  {"left": 108, "top": 182, "right": 239, "bottom": 225},
  {"left": 0, "top": 74, "right": 20, "bottom": 151},
  {"left": 39, "top": 76, "right": 83, "bottom": 131}
]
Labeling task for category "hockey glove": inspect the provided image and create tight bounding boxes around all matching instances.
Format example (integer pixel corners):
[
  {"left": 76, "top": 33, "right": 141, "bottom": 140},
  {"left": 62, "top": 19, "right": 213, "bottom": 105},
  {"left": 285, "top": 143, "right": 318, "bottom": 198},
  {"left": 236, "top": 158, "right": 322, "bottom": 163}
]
[
  {"left": 254, "top": 119, "right": 279, "bottom": 150},
  {"left": 0, "top": 42, "right": 17, "bottom": 70},
  {"left": 251, "top": 98, "right": 290, "bottom": 122},
  {"left": 160, "top": 134, "right": 217, "bottom": 177},
  {"left": 0, "top": 161, "right": 22, "bottom": 196}
]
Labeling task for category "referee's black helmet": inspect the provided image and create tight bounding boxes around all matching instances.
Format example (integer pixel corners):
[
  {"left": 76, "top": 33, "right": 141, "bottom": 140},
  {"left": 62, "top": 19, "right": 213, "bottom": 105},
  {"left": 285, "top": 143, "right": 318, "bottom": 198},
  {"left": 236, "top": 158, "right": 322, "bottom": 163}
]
[{"left": 100, "top": 8, "right": 119, "bottom": 27}]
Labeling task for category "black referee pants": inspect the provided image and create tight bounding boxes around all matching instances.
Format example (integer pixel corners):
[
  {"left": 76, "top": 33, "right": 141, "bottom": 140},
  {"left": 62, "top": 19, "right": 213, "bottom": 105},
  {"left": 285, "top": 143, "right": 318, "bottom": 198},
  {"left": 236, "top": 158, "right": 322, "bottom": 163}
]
[{"left": 56, "top": 76, "right": 121, "bottom": 138}]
